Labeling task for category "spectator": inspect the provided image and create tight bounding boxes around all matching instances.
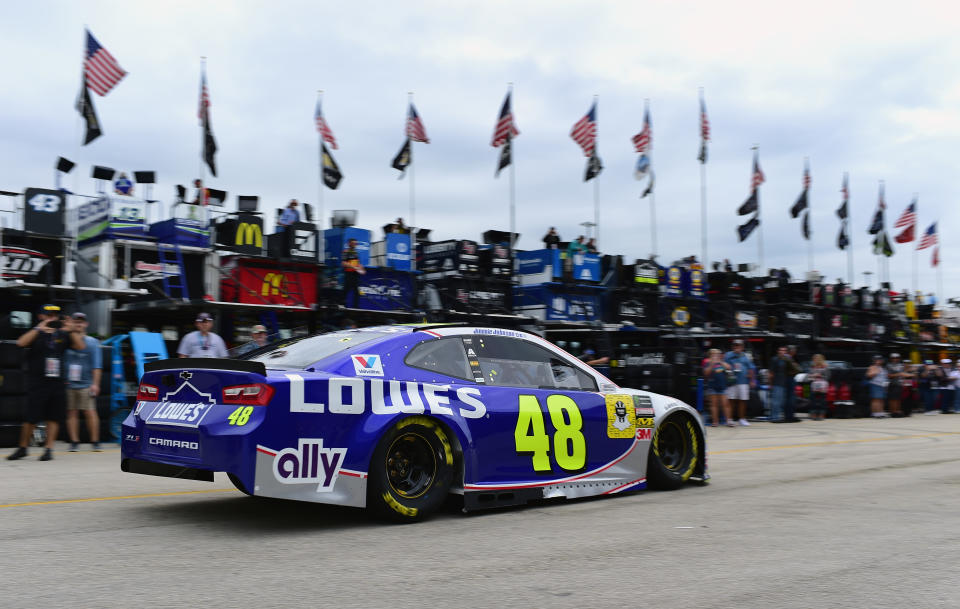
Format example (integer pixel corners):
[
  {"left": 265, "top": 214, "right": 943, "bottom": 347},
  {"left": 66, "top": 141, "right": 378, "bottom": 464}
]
[
  {"left": 724, "top": 339, "right": 756, "bottom": 426},
  {"left": 723, "top": 259, "right": 733, "bottom": 272},
  {"left": 886, "top": 353, "right": 908, "bottom": 416},
  {"left": 901, "top": 362, "right": 917, "bottom": 417},
  {"left": 236, "top": 324, "right": 269, "bottom": 356},
  {"left": 940, "top": 358, "right": 957, "bottom": 414},
  {"left": 192, "top": 179, "right": 207, "bottom": 206},
  {"left": 64, "top": 312, "right": 103, "bottom": 451},
  {"left": 770, "top": 346, "right": 799, "bottom": 422},
  {"left": 341, "top": 238, "right": 365, "bottom": 308},
  {"left": 808, "top": 353, "right": 830, "bottom": 420},
  {"left": 543, "top": 227, "right": 560, "bottom": 249},
  {"left": 865, "top": 355, "right": 889, "bottom": 418},
  {"left": 954, "top": 361, "right": 960, "bottom": 413},
  {"left": 585, "top": 238, "right": 598, "bottom": 254},
  {"left": 392, "top": 217, "right": 409, "bottom": 234},
  {"left": 704, "top": 349, "right": 734, "bottom": 427},
  {"left": 7, "top": 305, "right": 84, "bottom": 461},
  {"left": 177, "top": 312, "right": 228, "bottom": 358},
  {"left": 919, "top": 360, "right": 939, "bottom": 414},
  {"left": 784, "top": 345, "right": 801, "bottom": 422},
  {"left": 578, "top": 346, "right": 610, "bottom": 368},
  {"left": 278, "top": 199, "right": 300, "bottom": 257},
  {"left": 114, "top": 172, "right": 134, "bottom": 196},
  {"left": 567, "top": 235, "right": 587, "bottom": 255}
]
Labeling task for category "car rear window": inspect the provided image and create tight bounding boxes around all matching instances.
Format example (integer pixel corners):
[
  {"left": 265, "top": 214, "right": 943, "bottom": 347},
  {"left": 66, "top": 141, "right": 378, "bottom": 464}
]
[{"left": 247, "top": 329, "right": 396, "bottom": 369}]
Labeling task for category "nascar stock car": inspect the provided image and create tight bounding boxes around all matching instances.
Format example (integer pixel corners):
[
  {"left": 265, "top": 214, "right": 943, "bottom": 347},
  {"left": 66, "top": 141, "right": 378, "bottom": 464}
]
[{"left": 121, "top": 325, "right": 707, "bottom": 521}]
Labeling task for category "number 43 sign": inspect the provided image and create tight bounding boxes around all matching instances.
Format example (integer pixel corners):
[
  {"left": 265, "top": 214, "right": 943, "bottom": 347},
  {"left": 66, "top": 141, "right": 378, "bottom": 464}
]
[{"left": 23, "top": 188, "right": 66, "bottom": 236}]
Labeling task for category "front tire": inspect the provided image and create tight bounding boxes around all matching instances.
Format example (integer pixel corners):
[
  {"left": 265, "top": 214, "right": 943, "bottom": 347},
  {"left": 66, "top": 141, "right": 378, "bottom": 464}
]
[
  {"left": 647, "top": 415, "right": 699, "bottom": 490},
  {"left": 368, "top": 416, "right": 455, "bottom": 522}
]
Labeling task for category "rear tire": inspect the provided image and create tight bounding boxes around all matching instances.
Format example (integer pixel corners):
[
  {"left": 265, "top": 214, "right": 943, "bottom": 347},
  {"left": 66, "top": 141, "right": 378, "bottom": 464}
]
[
  {"left": 647, "top": 415, "right": 699, "bottom": 490},
  {"left": 367, "top": 416, "right": 455, "bottom": 523}
]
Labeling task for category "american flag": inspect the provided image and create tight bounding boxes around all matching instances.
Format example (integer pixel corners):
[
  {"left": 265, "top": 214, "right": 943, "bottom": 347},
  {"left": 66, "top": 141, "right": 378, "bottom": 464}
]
[
  {"left": 84, "top": 30, "right": 126, "bottom": 96},
  {"left": 570, "top": 102, "right": 598, "bottom": 157},
  {"left": 406, "top": 103, "right": 429, "bottom": 143},
  {"left": 491, "top": 91, "right": 519, "bottom": 147},
  {"left": 315, "top": 99, "right": 338, "bottom": 149},
  {"left": 894, "top": 201, "right": 916, "bottom": 229},
  {"left": 918, "top": 222, "right": 938, "bottom": 250},
  {"left": 198, "top": 70, "right": 210, "bottom": 123},
  {"left": 751, "top": 151, "right": 765, "bottom": 190},
  {"left": 632, "top": 107, "right": 651, "bottom": 154}
]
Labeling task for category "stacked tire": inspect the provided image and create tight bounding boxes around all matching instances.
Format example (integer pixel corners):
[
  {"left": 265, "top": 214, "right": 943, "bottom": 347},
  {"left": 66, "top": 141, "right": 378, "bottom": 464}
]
[{"left": 0, "top": 342, "right": 26, "bottom": 448}]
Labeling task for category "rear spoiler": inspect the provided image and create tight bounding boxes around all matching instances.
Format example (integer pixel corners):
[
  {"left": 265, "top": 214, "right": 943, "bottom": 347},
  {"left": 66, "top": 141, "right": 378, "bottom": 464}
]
[{"left": 144, "top": 358, "right": 266, "bottom": 376}]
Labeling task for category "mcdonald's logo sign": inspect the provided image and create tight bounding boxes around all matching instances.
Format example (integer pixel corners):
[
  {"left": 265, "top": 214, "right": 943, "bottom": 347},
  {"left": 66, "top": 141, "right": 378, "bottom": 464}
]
[
  {"left": 262, "top": 272, "right": 286, "bottom": 297},
  {"left": 236, "top": 222, "right": 263, "bottom": 247}
]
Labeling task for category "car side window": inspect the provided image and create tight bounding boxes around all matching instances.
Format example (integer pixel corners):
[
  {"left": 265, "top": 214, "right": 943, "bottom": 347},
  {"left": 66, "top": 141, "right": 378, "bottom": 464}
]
[
  {"left": 471, "top": 335, "right": 597, "bottom": 391},
  {"left": 405, "top": 337, "right": 472, "bottom": 381}
]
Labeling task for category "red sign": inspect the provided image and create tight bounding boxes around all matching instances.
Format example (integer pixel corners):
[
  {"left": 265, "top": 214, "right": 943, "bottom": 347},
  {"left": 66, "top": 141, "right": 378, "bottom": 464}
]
[{"left": 221, "top": 260, "right": 317, "bottom": 307}]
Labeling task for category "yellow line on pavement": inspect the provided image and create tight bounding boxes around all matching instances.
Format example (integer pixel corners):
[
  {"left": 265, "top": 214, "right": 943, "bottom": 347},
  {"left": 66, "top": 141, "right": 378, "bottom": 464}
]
[
  {"left": 0, "top": 488, "right": 235, "bottom": 509},
  {"left": 709, "top": 432, "right": 960, "bottom": 455}
]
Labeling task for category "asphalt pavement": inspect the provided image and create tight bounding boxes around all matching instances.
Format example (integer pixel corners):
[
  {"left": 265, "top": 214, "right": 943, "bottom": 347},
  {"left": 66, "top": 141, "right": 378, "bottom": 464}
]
[{"left": 3, "top": 415, "right": 960, "bottom": 609}]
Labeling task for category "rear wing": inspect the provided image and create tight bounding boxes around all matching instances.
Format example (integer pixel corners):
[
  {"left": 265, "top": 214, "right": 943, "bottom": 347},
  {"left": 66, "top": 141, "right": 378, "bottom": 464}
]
[{"left": 144, "top": 358, "right": 266, "bottom": 376}]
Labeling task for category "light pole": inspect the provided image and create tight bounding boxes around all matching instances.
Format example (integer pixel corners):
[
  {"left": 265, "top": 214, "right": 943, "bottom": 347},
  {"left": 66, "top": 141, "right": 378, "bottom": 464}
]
[
  {"left": 580, "top": 221, "right": 596, "bottom": 240},
  {"left": 863, "top": 270, "right": 873, "bottom": 289}
]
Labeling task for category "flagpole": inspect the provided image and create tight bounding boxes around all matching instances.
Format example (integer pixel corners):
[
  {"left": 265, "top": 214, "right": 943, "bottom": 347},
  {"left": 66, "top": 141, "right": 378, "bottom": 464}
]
[
  {"left": 912, "top": 193, "right": 918, "bottom": 297},
  {"left": 408, "top": 92, "right": 416, "bottom": 227},
  {"left": 699, "top": 88, "right": 707, "bottom": 267},
  {"left": 937, "top": 254, "right": 943, "bottom": 309},
  {"left": 198, "top": 57, "right": 206, "bottom": 189},
  {"left": 845, "top": 173, "right": 854, "bottom": 286},
  {"left": 508, "top": 83, "right": 516, "bottom": 255},
  {"left": 700, "top": 157, "right": 707, "bottom": 266},
  {"left": 754, "top": 145, "right": 764, "bottom": 277},
  {"left": 317, "top": 90, "right": 325, "bottom": 230},
  {"left": 593, "top": 94, "right": 600, "bottom": 248},
  {"left": 806, "top": 158, "right": 813, "bottom": 275}
]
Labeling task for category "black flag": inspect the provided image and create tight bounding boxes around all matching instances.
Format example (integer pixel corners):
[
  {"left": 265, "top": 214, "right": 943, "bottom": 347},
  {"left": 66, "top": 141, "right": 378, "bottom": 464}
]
[
  {"left": 867, "top": 208, "right": 883, "bottom": 235},
  {"left": 202, "top": 118, "right": 218, "bottom": 177},
  {"left": 75, "top": 79, "right": 102, "bottom": 145},
  {"left": 496, "top": 136, "right": 511, "bottom": 177},
  {"left": 584, "top": 152, "right": 602, "bottom": 181},
  {"left": 321, "top": 143, "right": 342, "bottom": 189},
  {"left": 738, "top": 191, "right": 758, "bottom": 216},
  {"left": 801, "top": 211, "right": 810, "bottom": 240},
  {"left": 641, "top": 171, "right": 655, "bottom": 198},
  {"left": 837, "top": 221, "right": 849, "bottom": 250},
  {"left": 392, "top": 138, "right": 411, "bottom": 178},
  {"left": 872, "top": 230, "right": 894, "bottom": 257},
  {"left": 836, "top": 200, "right": 848, "bottom": 220},
  {"left": 790, "top": 189, "right": 808, "bottom": 218},
  {"left": 737, "top": 215, "right": 759, "bottom": 242}
]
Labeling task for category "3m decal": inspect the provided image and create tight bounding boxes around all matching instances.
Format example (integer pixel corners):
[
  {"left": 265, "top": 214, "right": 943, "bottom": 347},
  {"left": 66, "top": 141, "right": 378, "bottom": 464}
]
[
  {"left": 351, "top": 354, "right": 384, "bottom": 377},
  {"left": 514, "top": 394, "right": 586, "bottom": 472},
  {"left": 272, "top": 438, "right": 346, "bottom": 492},
  {"left": 636, "top": 417, "right": 655, "bottom": 429},
  {"left": 605, "top": 394, "right": 637, "bottom": 439},
  {"left": 227, "top": 406, "right": 254, "bottom": 426},
  {"left": 636, "top": 428, "right": 652, "bottom": 441}
]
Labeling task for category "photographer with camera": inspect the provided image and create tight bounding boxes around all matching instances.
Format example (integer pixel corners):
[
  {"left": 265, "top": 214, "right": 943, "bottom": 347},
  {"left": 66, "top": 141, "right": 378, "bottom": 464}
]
[{"left": 7, "top": 304, "right": 85, "bottom": 461}]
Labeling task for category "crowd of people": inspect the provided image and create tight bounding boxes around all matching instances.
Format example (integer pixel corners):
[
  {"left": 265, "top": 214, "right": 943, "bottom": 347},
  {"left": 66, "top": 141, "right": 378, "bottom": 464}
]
[{"left": 703, "top": 344, "right": 960, "bottom": 426}]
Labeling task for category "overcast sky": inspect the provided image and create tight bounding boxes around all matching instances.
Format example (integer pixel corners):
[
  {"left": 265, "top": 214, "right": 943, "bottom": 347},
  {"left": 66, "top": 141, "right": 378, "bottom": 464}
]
[{"left": 1, "top": 1, "right": 958, "bottom": 300}]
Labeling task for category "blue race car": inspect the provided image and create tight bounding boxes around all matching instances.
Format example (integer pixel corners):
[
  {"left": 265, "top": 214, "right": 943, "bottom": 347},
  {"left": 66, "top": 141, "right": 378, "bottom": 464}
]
[{"left": 122, "top": 325, "right": 707, "bottom": 521}]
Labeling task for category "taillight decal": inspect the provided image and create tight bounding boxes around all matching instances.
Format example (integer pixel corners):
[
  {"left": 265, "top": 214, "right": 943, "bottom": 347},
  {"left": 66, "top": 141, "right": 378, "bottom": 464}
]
[
  {"left": 222, "top": 383, "right": 275, "bottom": 406},
  {"left": 137, "top": 383, "right": 159, "bottom": 401}
]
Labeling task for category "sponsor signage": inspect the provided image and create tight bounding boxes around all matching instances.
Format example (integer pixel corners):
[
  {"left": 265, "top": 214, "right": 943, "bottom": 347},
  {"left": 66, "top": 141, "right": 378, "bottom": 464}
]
[
  {"left": 383, "top": 233, "right": 413, "bottom": 271},
  {"left": 666, "top": 266, "right": 683, "bottom": 298},
  {"left": 736, "top": 309, "right": 759, "bottom": 329},
  {"left": 271, "top": 439, "right": 346, "bottom": 492},
  {"left": 220, "top": 258, "right": 318, "bottom": 307},
  {"left": 633, "top": 260, "right": 659, "bottom": 286},
  {"left": 213, "top": 213, "right": 264, "bottom": 255},
  {"left": 324, "top": 227, "right": 371, "bottom": 269},
  {"left": 357, "top": 268, "right": 414, "bottom": 311},
  {"left": 514, "top": 284, "right": 602, "bottom": 321},
  {"left": 689, "top": 267, "right": 706, "bottom": 300},
  {"left": 1, "top": 246, "right": 50, "bottom": 279},
  {"left": 76, "top": 196, "right": 147, "bottom": 243},
  {"left": 24, "top": 188, "right": 66, "bottom": 236},
  {"left": 122, "top": 246, "right": 206, "bottom": 302}
]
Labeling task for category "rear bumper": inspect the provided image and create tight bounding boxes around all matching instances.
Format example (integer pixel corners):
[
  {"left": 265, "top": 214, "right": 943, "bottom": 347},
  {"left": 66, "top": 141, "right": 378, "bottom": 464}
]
[{"left": 121, "top": 458, "right": 214, "bottom": 482}]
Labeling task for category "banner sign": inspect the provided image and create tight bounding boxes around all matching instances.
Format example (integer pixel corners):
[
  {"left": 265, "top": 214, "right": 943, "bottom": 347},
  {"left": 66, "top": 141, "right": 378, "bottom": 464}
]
[
  {"left": 515, "top": 249, "right": 555, "bottom": 285},
  {"left": 666, "top": 266, "right": 683, "bottom": 298},
  {"left": 688, "top": 267, "right": 706, "bottom": 300},
  {"left": 823, "top": 283, "right": 835, "bottom": 307},
  {"left": 220, "top": 258, "right": 318, "bottom": 307},
  {"left": 417, "top": 240, "right": 480, "bottom": 280},
  {"left": 841, "top": 286, "right": 855, "bottom": 308},
  {"left": 782, "top": 309, "right": 815, "bottom": 335},
  {"left": 1, "top": 246, "right": 51, "bottom": 279},
  {"left": 121, "top": 246, "right": 205, "bottom": 302},
  {"left": 357, "top": 268, "right": 414, "bottom": 311},
  {"left": 214, "top": 213, "right": 264, "bottom": 256},
  {"left": 514, "top": 284, "right": 602, "bottom": 321},
  {"left": 289, "top": 224, "right": 320, "bottom": 262},
  {"left": 633, "top": 260, "right": 659, "bottom": 287},
  {"left": 23, "top": 188, "right": 66, "bottom": 236},
  {"left": 148, "top": 204, "right": 209, "bottom": 247},
  {"left": 481, "top": 243, "right": 513, "bottom": 279},
  {"left": 735, "top": 309, "right": 760, "bottom": 330},
  {"left": 570, "top": 252, "right": 600, "bottom": 282},
  {"left": 384, "top": 233, "right": 413, "bottom": 271},
  {"left": 324, "top": 227, "right": 371, "bottom": 268},
  {"left": 76, "top": 196, "right": 147, "bottom": 243}
]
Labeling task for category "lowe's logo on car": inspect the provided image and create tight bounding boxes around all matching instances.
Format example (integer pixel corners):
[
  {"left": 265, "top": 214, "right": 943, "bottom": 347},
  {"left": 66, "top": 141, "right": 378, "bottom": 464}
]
[
  {"left": 285, "top": 375, "right": 486, "bottom": 419},
  {"left": 272, "top": 438, "right": 346, "bottom": 492},
  {"left": 351, "top": 354, "right": 384, "bottom": 377},
  {"left": 149, "top": 437, "right": 199, "bottom": 450},
  {"left": 145, "top": 381, "right": 216, "bottom": 428}
]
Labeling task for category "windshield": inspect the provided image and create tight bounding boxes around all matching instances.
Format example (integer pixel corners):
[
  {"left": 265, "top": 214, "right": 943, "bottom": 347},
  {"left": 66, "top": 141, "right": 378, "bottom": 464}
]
[{"left": 248, "top": 329, "right": 398, "bottom": 369}]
